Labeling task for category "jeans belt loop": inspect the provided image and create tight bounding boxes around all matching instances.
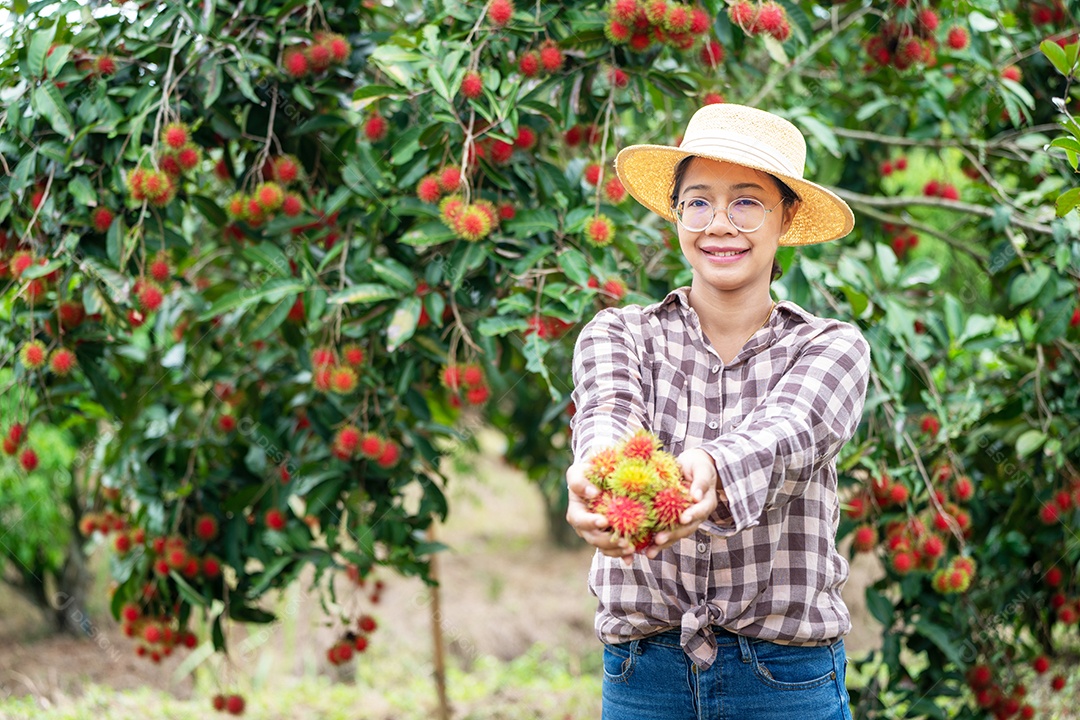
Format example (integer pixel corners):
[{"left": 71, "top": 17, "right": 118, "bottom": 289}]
[{"left": 736, "top": 634, "right": 752, "bottom": 663}]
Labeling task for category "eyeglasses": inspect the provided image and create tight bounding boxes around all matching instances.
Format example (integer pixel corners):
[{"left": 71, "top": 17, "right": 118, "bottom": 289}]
[{"left": 673, "top": 197, "right": 785, "bottom": 233}]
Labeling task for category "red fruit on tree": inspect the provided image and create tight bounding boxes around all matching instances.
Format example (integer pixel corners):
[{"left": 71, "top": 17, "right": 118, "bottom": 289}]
[
  {"left": 946, "top": 25, "right": 970, "bottom": 50},
  {"left": 1045, "top": 566, "right": 1062, "bottom": 587},
  {"left": 363, "top": 114, "right": 388, "bottom": 142},
  {"left": 584, "top": 215, "right": 615, "bottom": 247},
  {"left": 602, "top": 278, "right": 628, "bottom": 301},
  {"left": 265, "top": 509, "right": 286, "bottom": 531},
  {"left": 1001, "top": 65, "right": 1022, "bottom": 82},
  {"left": 583, "top": 163, "right": 602, "bottom": 186},
  {"left": 1050, "top": 674, "right": 1066, "bottom": 692},
  {"left": 19, "top": 448, "right": 39, "bottom": 472},
  {"left": 515, "top": 126, "right": 537, "bottom": 150},
  {"left": 460, "top": 71, "right": 484, "bottom": 99},
  {"left": 195, "top": 514, "right": 218, "bottom": 541},
  {"left": 95, "top": 55, "right": 117, "bottom": 76},
  {"left": 487, "top": 0, "right": 514, "bottom": 26},
  {"left": 49, "top": 348, "right": 77, "bottom": 376},
  {"left": 162, "top": 122, "right": 188, "bottom": 149},
  {"left": 416, "top": 175, "right": 442, "bottom": 203},
  {"left": 92, "top": 207, "right": 115, "bottom": 233},
  {"left": 1032, "top": 655, "right": 1050, "bottom": 674},
  {"left": 920, "top": 415, "right": 940, "bottom": 435},
  {"left": 358, "top": 614, "right": 377, "bottom": 633},
  {"left": 225, "top": 694, "right": 245, "bottom": 715},
  {"left": 20, "top": 340, "right": 47, "bottom": 369},
  {"left": 538, "top": 40, "right": 564, "bottom": 72},
  {"left": 603, "top": 176, "right": 627, "bottom": 204},
  {"left": 439, "top": 167, "right": 463, "bottom": 193},
  {"left": 518, "top": 50, "right": 541, "bottom": 77},
  {"left": 853, "top": 525, "right": 877, "bottom": 552},
  {"left": 1039, "top": 503, "right": 1059, "bottom": 524},
  {"left": 703, "top": 91, "right": 724, "bottom": 105},
  {"left": 608, "top": 67, "right": 629, "bottom": 88}
]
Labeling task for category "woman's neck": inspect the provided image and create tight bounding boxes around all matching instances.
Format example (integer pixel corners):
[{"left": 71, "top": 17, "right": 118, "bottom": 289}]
[{"left": 687, "top": 278, "right": 775, "bottom": 349}]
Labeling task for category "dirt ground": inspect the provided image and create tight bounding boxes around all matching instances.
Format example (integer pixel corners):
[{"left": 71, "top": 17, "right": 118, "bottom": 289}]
[{"left": 0, "top": 428, "right": 883, "bottom": 708}]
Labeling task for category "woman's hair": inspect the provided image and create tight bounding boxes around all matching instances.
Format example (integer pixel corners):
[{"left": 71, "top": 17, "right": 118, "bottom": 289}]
[{"left": 669, "top": 155, "right": 799, "bottom": 282}]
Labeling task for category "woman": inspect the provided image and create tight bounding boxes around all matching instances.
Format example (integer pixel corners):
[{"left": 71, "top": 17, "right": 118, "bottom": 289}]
[{"left": 565, "top": 104, "right": 871, "bottom": 719}]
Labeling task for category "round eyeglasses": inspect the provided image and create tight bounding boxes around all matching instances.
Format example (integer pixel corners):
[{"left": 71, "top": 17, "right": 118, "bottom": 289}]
[{"left": 673, "top": 197, "right": 785, "bottom": 233}]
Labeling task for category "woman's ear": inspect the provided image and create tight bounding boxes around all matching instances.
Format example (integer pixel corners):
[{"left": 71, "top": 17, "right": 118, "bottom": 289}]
[{"left": 780, "top": 201, "right": 800, "bottom": 235}]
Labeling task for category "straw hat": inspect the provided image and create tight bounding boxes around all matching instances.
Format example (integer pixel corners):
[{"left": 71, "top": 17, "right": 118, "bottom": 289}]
[{"left": 614, "top": 104, "right": 854, "bottom": 246}]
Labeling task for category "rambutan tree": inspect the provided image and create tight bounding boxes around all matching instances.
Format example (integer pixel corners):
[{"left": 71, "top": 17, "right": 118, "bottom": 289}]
[{"left": 0, "top": 0, "right": 1078, "bottom": 714}]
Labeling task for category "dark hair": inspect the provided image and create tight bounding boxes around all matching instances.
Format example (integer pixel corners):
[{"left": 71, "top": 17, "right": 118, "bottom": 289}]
[{"left": 669, "top": 155, "right": 799, "bottom": 281}]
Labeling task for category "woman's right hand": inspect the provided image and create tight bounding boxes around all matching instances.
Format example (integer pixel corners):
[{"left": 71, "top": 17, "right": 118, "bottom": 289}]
[{"left": 565, "top": 461, "right": 636, "bottom": 565}]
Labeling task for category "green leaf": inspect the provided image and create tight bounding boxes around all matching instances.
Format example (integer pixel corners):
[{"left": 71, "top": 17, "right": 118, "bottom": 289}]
[
  {"left": 1008, "top": 265, "right": 1051, "bottom": 307},
  {"left": 898, "top": 258, "right": 941, "bottom": 287},
  {"left": 1034, "top": 299, "right": 1074, "bottom": 344},
  {"left": 327, "top": 283, "right": 398, "bottom": 306},
  {"left": 198, "top": 278, "right": 308, "bottom": 320},
  {"left": 371, "top": 258, "right": 416, "bottom": 291},
  {"left": 27, "top": 24, "right": 57, "bottom": 78},
  {"left": 794, "top": 114, "right": 840, "bottom": 157},
  {"left": 1040, "top": 39, "right": 1072, "bottom": 77},
  {"left": 353, "top": 84, "right": 404, "bottom": 102},
  {"left": 557, "top": 249, "right": 591, "bottom": 286},
  {"left": 67, "top": 175, "right": 95, "bottom": 206},
  {"left": 386, "top": 296, "right": 422, "bottom": 352},
  {"left": 169, "top": 571, "right": 209, "bottom": 608},
  {"left": 478, "top": 316, "right": 530, "bottom": 336},
  {"left": 400, "top": 222, "right": 456, "bottom": 248},
  {"left": 32, "top": 82, "right": 74, "bottom": 138},
  {"left": 427, "top": 64, "right": 452, "bottom": 103},
  {"left": 1016, "top": 429, "right": 1046, "bottom": 459},
  {"left": 246, "top": 556, "right": 292, "bottom": 599},
  {"left": 912, "top": 618, "right": 965, "bottom": 666},
  {"left": 245, "top": 297, "right": 295, "bottom": 342},
  {"left": 865, "top": 587, "right": 893, "bottom": 627},
  {"left": 1055, "top": 187, "right": 1080, "bottom": 217}
]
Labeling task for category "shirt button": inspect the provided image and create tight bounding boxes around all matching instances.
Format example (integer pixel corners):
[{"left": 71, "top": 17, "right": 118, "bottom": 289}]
[
  {"left": 697, "top": 542, "right": 708, "bottom": 554},
  {"left": 708, "top": 421, "right": 718, "bottom": 430},
  {"left": 711, "top": 364, "right": 721, "bottom": 373}
]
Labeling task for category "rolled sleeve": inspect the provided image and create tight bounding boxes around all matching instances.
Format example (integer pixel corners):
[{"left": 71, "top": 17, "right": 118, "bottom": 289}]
[
  {"left": 570, "top": 309, "right": 649, "bottom": 463},
  {"left": 699, "top": 324, "right": 871, "bottom": 535}
]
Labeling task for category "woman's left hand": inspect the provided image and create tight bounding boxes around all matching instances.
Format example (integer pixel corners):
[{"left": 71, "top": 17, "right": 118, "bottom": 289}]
[{"left": 642, "top": 448, "right": 719, "bottom": 559}]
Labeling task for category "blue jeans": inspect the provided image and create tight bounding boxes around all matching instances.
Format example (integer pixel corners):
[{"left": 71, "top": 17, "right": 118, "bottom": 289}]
[{"left": 602, "top": 627, "right": 853, "bottom": 720}]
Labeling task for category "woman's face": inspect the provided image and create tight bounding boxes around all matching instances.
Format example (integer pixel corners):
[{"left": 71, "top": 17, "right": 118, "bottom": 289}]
[{"left": 673, "top": 158, "right": 796, "bottom": 294}]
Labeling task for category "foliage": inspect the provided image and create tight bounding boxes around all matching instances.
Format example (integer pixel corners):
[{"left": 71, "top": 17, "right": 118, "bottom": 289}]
[{"left": 0, "top": 0, "right": 1078, "bottom": 715}]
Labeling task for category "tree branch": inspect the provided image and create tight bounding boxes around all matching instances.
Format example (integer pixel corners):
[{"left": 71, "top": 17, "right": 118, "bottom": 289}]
[{"left": 832, "top": 188, "right": 1055, "bottom": 235}]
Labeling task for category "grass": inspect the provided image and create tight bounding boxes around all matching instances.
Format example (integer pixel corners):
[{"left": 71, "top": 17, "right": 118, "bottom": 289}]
[{"left": 0, "top": 643, "right": 603, "bottom": 720}]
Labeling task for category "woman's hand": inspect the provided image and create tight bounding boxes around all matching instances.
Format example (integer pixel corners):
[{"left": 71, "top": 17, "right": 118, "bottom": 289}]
[
  {"left": 565, "top": 461, "right": 637, "bottom": 565},
  {"left": 641, "top": 448, "right": 719, "bottom": 560}
]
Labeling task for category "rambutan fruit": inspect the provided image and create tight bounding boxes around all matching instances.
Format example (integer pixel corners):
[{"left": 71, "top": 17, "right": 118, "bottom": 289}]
[
  {"left": 375, "top": 440, "right": 400, "bottom": 468},
  {"left": 518, "top": 50, "right": 541, "bottom": 77},
  {"left": 605, "top": 18, "right": 633, "bottom": 43},
  {"left": 609, "top": 459, "right": 661, "bottom": 497},
  {"left": 255, "top": 182, "right": 284, "bottom": 212},
  {"left": 323, "top": 33, "right": 351, "bottom": 64},
  {"left": 359, "top": 433, "right": 384, "bottom": 460},
  {"left": 460, "top": 71, "right": 484, "bottom": 99},
  {"left": 92, "top": 207, "right": 115, "bottom": 233},
  {"left": 176, "top": 145, "right": 200, "bottom": 172},
  {"left": 603, "top": 177, "right": 627, "bottom": 204},
  {"left": 621, "top": 428, "right": 658, "bottom": 461},
  {"left": 334, "top": 425, "right": 362, "bottom": 456},
  {"left": 488, "top": 0, "right": 514, "bottom": 26},
  {"left": 20, "top": 340, "right": 47, "bottom": 369},
  {"left": 19, "top": 448, "right": 39, "bottom": 472},
  {"left": 95, "top": 55, "right": 117, "bottom": 76},
  {"left": 342, "top": 343, "right": 364, "bottom": 367},
  {"left": 137, "top": 282, "right": 164, "bottom": 313},
  {"left": 364, "top": 114, "right": 388, "bottom": 142},
  {"left": 308, "top": 43, "right": 332, "bottom": 72},
  {"left": 584, "top": 214, "right": 615, "bottom": 247},
  {"left": 417, "top": 175, "right": 442, "bottom": 203},
  {"left": 602, "top": 278, "right": 627, "bottom": 301},
  {"left": 282, "top": 193, "right": 303, "bottom": 217},
  {"left": 162, "top": 122, "right": 189, "bottom": 150},
  {"left": 48, "top": 347, "right": 76, "bottom": 376},
  {"left": 753, "top": 2, "right": 785, "bottom": 35},
  {"left": 515, "top": 126, "right": 537, "bottom": 150},
  {"left": 538, "top": 40, "right": 564, "bottom": 72},
  {"left": 265, "top": 508, "right": 286, "bottom": 531},
  {"left": 466, "top": 385, "right": 490, "bottom": 405},
  {"left": 439, "top": 167, "right": 463, "bottom": 193},
  {"left": 439, "top": 195, "right": 464, "bottom": 224},
  {"left": 652, "top": 485, "right": 691, "bottom": 528},
  {"left": 728, "top": 0, "right": 756, "bottom": 29},
  {"left": 453, "top": 205, "right": 492, "bottom": 242},
  {"left": 688, "top": 6, "right": 710, "bottom": 34},
  {"left": 700, "top": 39, "right": 724, "bottom": 67},
  {"left": 584, "top": 163, "right": 602, "bottom": 186},
  {"left": 329, "top": 366, "right": 358, "bottom": 394},
  {"left": 608, "top": 0, "right": 640, "bottom": 24},
  {"left": 605, "top": 494, "right": 647, "bottom": 537}
]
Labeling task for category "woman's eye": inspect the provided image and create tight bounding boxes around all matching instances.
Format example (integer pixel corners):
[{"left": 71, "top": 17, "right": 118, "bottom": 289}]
[
  {"left": 686, "top": 198, "right": 710, "bottom": 208},
  {"left": 732, "top": 198, "right": 760, "bottom": 208}
]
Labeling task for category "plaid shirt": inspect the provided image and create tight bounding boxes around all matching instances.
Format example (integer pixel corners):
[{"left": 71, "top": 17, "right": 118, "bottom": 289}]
[{"left": 569, "top": 285, "right": 871, "bottom": 670}]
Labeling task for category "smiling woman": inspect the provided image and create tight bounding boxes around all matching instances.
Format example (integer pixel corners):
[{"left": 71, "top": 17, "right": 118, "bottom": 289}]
[{"left": 564, "top": 104, "right": 872, "bottom": 720}]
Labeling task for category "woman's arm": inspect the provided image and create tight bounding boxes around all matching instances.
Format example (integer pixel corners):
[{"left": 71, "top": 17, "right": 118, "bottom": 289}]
[{"left": 697, "top": 323, "right": 871, "bottom": 536}]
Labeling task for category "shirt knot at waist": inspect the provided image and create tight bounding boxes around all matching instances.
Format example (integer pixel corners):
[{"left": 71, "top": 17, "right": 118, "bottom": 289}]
[{"left": 680, "top": 605, "right": 722, "bottom": 670}]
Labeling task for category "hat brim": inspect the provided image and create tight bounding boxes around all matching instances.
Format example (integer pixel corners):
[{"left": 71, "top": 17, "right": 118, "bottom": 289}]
[{"left": 614, "top": 144, "right": 855, "bottom": 246}]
